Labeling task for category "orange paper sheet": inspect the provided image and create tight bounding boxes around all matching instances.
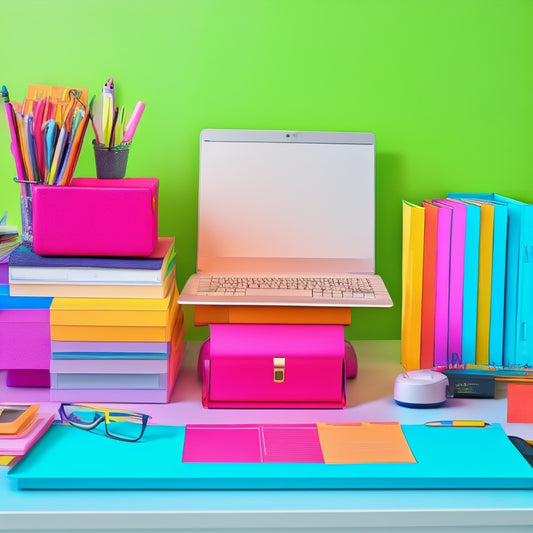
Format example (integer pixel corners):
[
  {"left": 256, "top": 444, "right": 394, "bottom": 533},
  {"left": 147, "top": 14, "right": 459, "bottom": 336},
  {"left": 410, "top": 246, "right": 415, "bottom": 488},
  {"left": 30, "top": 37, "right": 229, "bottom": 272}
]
[
  {"left": 507, "top": 383, "right": 533, "bottom": 423},
  {"left": 316, "top": 422, "right": 417, "bottom": 464}
]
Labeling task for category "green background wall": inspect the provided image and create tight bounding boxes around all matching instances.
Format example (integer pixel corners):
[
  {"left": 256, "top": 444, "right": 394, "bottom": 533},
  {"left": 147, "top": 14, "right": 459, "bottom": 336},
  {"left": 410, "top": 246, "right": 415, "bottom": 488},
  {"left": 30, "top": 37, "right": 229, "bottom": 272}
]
[{"left": 1, "top": 0, "right": 532, "bottom": 341}]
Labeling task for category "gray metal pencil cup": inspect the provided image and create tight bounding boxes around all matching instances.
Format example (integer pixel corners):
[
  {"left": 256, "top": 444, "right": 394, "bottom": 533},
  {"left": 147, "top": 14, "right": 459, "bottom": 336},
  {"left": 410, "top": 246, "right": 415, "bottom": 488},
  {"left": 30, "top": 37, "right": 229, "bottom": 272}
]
[{"left": 93, "top": 140, "right": 130, "bottom": 179}]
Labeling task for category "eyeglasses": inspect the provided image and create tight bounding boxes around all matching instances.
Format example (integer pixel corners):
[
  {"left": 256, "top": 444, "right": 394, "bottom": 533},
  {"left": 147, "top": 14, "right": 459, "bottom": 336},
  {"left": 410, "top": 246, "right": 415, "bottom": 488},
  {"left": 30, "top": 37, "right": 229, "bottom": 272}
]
[{"left": 58, "top": 403, "right": 151, "bottom": 442}]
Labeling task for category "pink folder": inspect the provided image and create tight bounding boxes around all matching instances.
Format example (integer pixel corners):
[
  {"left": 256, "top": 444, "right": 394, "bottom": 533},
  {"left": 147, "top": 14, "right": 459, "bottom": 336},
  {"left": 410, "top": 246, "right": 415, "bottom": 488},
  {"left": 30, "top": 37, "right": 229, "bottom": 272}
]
[
  {"left": 434, "top": 199, "right": 466, "bottom": 365},
  {"left": 432, "top": 202, "right": 452, "bottom": 367},
  {"left": 32, "top": 178, "right": 158, "bottom": 256},
  {"left": 182, "top": 424, "right": 324, "bottom": 463},
  {"left": 0, "top": 412, "right": 55, "bottom": 455}
]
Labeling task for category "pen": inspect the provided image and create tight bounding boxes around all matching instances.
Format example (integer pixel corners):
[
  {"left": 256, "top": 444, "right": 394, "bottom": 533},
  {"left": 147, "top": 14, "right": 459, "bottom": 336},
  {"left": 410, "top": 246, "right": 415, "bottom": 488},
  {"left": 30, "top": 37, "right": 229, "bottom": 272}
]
[
  {"left": 1, "top": 85, "right": 26, "bottom": 182},
  {"left": 425, "top": 420, "right": 489, "bottom": 427}
]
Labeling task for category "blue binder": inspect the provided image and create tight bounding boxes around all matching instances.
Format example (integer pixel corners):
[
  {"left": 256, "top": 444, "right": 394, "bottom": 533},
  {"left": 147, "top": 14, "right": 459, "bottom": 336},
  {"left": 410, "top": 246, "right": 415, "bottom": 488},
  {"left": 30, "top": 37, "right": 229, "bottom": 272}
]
[
  {"left": 460, "top": 201, "right": 481, "bottom": 365},
  {"left": 449, "top": 193, "right": 533, "bottom": 367}
]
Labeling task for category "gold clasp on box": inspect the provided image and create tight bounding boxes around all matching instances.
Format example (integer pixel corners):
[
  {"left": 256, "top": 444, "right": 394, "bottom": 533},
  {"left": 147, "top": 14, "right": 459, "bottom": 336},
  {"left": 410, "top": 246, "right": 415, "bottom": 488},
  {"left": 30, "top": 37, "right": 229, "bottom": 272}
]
[{"left": 273, "top": 357, "right": 285, "bottom": 383}]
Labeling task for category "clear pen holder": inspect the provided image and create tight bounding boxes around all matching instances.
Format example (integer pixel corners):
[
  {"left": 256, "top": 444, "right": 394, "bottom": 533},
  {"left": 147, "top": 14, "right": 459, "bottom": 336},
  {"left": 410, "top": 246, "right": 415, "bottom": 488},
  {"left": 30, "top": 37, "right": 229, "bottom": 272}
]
[{"left": 14, "top": 178, "right": 34, "bottom": 249}]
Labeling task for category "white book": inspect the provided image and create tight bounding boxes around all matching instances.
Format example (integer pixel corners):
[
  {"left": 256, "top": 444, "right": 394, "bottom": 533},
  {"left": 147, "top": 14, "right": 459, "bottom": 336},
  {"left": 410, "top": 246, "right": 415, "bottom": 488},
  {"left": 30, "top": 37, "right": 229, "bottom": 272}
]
[{"left": 9, "top": 265, "right": 167, "bottom": 285}]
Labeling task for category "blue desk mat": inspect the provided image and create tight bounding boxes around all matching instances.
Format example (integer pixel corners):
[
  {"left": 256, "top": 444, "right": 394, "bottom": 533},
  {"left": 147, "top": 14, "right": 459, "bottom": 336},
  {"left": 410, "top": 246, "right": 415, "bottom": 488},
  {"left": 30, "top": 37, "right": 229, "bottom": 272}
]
[{"left": 8, "top": 423, "right": 533, "bottom": 490}]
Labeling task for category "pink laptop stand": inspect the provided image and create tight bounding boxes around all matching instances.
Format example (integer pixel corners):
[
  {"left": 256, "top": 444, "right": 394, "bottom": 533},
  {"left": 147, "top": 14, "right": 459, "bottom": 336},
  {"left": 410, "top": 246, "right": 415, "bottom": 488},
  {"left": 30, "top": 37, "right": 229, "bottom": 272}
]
[{"left": 199, "top": 324, "right": 355, "bottom": 409}]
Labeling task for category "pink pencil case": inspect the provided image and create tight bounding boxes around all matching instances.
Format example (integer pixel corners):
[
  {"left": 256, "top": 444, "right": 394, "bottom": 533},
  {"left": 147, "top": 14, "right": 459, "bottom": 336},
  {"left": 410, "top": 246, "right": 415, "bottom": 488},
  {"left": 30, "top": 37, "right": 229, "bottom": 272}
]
[
  {"left": 199, "top": 324, "right": 347, "bottom": 409},
  {"left": 32, "top": 178, "right": 158, "bottom": 256}
]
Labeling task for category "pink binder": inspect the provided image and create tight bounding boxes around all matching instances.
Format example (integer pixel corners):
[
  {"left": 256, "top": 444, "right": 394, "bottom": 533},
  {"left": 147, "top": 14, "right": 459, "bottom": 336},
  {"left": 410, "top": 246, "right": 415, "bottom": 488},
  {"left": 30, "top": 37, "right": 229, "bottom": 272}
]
[
  {"left": 432, "top": 202, "right": 452, "bottom": 367},
  {"left": 201, "top": 324, "right": 346, "bottom": 408},
  {"left": 32, "top": 178, "right": 158, "bottom": 256},
  {"left": 434, "top": 199, "right": 466, "bottom": 365}
]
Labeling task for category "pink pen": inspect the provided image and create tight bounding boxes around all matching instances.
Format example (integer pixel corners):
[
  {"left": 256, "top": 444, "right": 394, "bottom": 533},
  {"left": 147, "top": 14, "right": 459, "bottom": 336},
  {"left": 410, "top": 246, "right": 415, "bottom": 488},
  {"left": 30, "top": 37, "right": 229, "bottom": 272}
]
[
  {"left": 122, "top": 101, "right": 145, "bottom": 143},
  {"left": 1, "top": 85, "right": 26, "bottom": 181}
]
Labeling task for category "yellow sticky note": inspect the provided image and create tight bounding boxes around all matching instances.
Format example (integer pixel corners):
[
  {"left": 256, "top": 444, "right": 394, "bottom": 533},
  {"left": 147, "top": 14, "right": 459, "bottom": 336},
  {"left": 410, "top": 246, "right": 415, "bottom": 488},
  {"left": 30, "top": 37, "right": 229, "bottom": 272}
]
[
  {"left": 316, "top": 422, "right": 417, "bottom": 464},
  {"left": 0, "top": 455, "right": 15, "bottom": 466}
]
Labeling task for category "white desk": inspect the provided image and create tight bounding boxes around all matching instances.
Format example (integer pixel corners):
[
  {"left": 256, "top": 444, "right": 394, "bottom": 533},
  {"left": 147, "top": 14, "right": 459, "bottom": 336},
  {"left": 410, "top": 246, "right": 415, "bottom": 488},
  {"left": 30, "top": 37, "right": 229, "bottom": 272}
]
[{"left": 1, "top": 340, "right": 533, "bottom": 533}]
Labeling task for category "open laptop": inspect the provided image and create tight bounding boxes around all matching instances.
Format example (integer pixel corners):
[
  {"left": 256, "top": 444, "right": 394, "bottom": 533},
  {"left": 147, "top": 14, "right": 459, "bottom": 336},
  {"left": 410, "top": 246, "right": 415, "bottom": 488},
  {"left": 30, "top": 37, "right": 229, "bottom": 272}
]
[{"left": 178, "top": 129, "right": 393, "bottom": 308}]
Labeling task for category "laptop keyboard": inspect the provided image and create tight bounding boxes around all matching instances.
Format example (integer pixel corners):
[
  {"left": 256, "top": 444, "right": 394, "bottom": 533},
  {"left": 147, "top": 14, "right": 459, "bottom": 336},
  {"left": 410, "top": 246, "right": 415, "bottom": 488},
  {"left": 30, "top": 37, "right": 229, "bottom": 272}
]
[{"left": 197, "top": 276, "right": 376, "bottom": 300}]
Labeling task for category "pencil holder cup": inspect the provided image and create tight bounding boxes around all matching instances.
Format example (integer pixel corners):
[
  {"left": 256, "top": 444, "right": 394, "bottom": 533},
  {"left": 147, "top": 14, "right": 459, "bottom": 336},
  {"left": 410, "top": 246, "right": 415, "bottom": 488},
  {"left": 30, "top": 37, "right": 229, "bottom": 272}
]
[
  {"left": 14, "top": 178, "right": 33, "bottom": 249},
  {"left": 93, "top": 140, "right": 130, "bottom": 179}
]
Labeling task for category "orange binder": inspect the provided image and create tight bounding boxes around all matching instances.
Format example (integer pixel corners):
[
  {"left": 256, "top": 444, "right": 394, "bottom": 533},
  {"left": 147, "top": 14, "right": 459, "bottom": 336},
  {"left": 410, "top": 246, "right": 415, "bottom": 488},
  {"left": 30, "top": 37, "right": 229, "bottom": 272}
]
[{"left": 194, "top": 305, "right": 352, "bottom": 325}]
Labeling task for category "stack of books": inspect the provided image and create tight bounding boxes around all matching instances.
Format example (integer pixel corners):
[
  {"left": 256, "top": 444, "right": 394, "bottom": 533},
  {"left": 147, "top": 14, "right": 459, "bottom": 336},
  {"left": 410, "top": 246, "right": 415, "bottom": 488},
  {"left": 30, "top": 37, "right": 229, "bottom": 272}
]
[
  {"left": 8, "top": 237, "right": 176, "bottom": 298},
  {"left": 402, "top": 193, "right": 533, "bottom": 370},
  {"left": 6, "top": 237, "right": 185, "bottom": 402}
]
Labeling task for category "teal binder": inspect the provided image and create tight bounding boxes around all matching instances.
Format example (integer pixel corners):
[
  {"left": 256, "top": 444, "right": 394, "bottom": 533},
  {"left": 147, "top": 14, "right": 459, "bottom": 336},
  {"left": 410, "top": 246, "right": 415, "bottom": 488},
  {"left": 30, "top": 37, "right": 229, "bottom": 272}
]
[
  {"left": 460, "top": 201, "right": 481, "bottom": 365},
  {"left": 8, "top": 423, "right": 533, "bottom": 490},
  {"left": 449, "top": 193, "right": 533, "bottom": 366},
  {"left": 488, "top": 201, "right": 508, "bottom": 366}
]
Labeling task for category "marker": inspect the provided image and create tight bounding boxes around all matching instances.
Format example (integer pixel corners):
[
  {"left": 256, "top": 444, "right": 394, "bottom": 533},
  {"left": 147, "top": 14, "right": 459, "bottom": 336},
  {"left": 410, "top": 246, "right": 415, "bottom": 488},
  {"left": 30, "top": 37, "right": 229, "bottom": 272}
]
[
  {"left": 425, "top": 420, "right": 489, "bottom": 427},
  {"left": 122, "top": 100, "right": 145, "bottom": 143}
]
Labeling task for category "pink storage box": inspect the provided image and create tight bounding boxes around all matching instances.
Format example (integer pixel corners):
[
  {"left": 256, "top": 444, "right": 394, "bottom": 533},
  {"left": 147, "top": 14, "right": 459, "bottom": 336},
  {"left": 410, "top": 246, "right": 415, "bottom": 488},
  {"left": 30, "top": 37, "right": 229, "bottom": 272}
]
[
  {"left": 200, "top": 324, "right": 347, "bottom": 408},
  {"left": 32, "top": 178, "right": 158, "bottom": 256}
]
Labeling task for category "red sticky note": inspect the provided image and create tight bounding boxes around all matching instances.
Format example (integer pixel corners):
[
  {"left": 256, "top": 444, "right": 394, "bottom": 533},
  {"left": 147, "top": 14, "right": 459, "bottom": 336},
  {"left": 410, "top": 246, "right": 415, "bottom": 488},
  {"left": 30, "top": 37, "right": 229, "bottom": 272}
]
[{"left": 507, "top": 383, "right": 533, "bottom": 423}]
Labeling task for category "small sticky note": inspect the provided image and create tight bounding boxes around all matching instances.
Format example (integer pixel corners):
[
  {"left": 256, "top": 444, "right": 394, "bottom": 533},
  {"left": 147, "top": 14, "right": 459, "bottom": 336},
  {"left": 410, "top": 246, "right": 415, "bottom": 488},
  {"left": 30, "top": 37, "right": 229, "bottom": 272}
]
[
  {"left": 507, "top": 383, "right": 533, "bottom": 423},
  {"left": 317, "top": 422, "right": 417, "bottom": 464}
]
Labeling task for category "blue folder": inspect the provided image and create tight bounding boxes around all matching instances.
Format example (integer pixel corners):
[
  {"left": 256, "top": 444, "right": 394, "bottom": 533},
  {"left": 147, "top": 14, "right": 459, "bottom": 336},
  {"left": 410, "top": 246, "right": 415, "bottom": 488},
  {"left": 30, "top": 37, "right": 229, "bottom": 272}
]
[
  {"left": 488, "top": 201, "right": 508, "bottom": 366},
  {"left": 8, "top": 423, "right": 533, "bottom": 490}
]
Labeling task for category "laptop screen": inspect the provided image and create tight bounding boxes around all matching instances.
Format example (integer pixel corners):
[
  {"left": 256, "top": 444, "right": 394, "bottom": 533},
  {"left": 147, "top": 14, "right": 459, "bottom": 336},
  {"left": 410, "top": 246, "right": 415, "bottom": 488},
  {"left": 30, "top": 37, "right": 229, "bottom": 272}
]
[{"left": 197, "top": 129, "right": 376, "bottom": 273}]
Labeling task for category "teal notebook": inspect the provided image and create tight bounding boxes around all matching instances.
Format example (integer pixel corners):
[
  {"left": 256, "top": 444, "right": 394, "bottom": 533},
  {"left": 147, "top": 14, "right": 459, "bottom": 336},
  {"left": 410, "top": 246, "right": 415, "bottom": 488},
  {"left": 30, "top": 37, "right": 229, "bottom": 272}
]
[{"left": 8, "top": 423, "right": 533, "bottom": 490}]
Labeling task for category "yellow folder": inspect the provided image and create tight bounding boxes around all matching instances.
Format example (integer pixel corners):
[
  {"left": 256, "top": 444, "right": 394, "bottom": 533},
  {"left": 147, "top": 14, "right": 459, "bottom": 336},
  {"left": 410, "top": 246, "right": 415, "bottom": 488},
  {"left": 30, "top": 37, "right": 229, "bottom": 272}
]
[
  {"left": 401, "top": 201, "right": 425, "bottom": 370},
  {"left": 51, "top": 286, "right": 177, "bottom": 327},
  {"left": 50, "top": 297, "right": 181, "bottom": 342}
]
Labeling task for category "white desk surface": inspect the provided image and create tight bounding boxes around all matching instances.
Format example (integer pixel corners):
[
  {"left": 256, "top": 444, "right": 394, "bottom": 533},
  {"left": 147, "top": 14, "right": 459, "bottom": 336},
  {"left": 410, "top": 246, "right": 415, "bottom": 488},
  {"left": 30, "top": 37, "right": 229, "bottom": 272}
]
[{"left": 1, "top": 340, "right": 533, "bottom": 533}]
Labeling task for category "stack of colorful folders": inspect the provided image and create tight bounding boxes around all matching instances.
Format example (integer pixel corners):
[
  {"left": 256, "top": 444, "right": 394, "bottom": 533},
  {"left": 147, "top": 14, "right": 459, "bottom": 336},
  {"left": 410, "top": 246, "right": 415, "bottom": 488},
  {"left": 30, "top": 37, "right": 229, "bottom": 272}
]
[
  {"left": 0, "top": 404, "right": 56, "bottom": 467},
  {"left": 401, "top": 193, "right": 533, "bottom": 371},
  {"left": 194, "top": 306, "right": 352, "bottom": 408},
  {"left": 7, "top": 237, "right": 185, "bottom": 403}
]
